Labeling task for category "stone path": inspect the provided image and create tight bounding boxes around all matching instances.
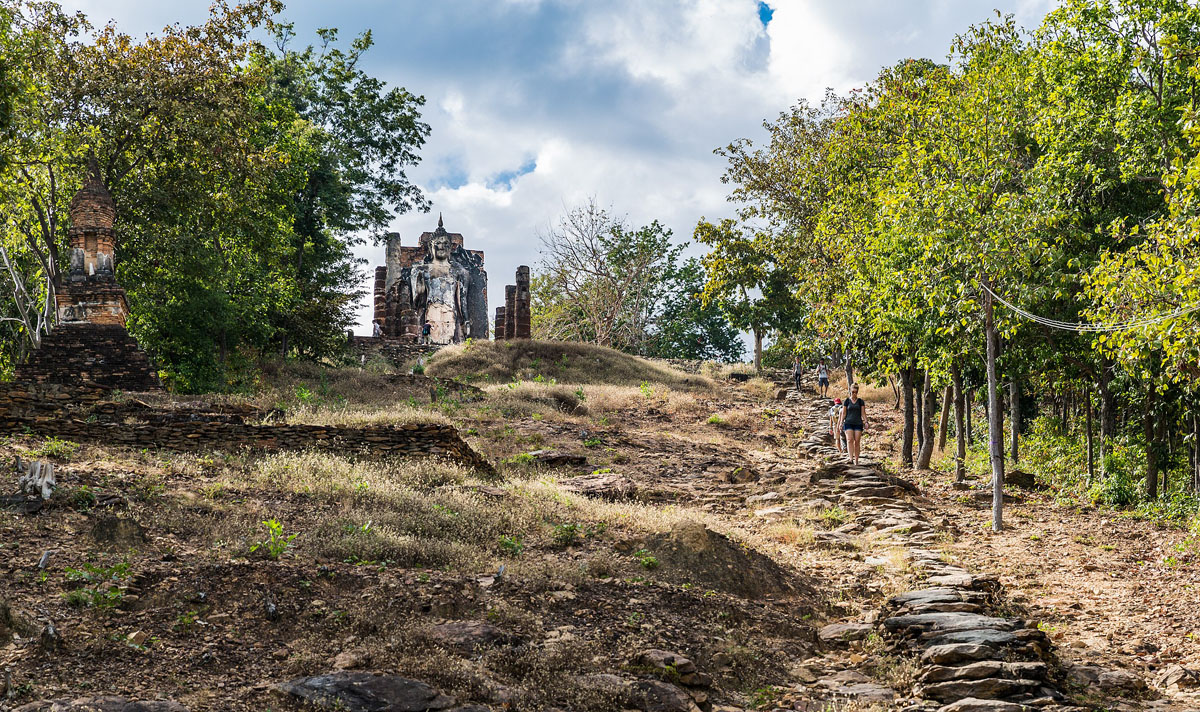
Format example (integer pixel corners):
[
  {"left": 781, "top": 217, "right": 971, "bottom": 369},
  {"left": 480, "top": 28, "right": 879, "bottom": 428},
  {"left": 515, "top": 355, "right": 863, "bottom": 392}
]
[{"left": 787, "top": 391, "right": 1099, "bottom": 711}]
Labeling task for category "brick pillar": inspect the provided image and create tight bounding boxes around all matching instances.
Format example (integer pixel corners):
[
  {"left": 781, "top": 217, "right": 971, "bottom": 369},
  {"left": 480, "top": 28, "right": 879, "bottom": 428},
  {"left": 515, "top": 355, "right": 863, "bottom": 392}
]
[
  {"left": 494, "top": 306, "right": 506, "bottom": 340},
  {"left": 515, "top": 265, "right": 531, "bottom": 339},
  {"left": 504, "top": 285, "right": 516, "bottom": 341},
  {"left": 373, "top": 266, "right": 387, "bottom": 330}
]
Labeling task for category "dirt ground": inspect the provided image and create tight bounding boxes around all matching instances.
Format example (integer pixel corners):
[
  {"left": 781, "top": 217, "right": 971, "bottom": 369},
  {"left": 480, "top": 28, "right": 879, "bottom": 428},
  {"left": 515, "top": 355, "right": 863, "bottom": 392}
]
[{"left": 0, "top": 352, "right": 1195, "bottom": 711}]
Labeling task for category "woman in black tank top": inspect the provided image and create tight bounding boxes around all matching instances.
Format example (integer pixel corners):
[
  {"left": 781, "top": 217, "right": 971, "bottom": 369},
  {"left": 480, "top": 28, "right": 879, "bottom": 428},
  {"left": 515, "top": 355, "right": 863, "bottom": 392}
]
[{"left": 839, "top": 383, "right": 867, "bottom": 465}]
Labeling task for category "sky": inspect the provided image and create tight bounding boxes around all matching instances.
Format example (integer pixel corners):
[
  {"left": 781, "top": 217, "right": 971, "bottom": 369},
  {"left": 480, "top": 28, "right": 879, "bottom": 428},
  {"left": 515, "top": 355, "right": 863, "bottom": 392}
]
[{"left": 62, "top": 0, "right": 1057, "bottom": 336}]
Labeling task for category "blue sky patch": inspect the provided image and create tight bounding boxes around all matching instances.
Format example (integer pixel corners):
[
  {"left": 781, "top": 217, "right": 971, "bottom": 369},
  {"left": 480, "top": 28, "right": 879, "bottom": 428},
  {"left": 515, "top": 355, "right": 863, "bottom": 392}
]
[
  {"left": 757, "top": 2, "right": 773, "bottom": 27},
  {"left": 488, "top": 158, "right": 537, "bottom": 191}
]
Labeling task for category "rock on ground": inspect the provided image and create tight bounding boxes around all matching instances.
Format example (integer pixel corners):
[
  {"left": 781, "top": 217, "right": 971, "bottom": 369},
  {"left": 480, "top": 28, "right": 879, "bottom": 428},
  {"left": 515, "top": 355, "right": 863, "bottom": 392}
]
[{"left": 273, "top": 671, "right": 457, "bottom": 712}]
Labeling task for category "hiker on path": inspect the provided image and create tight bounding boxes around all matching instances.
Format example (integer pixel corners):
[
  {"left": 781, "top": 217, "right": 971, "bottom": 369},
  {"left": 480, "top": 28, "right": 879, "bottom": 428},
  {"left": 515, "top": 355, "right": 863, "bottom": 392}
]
[
  {"left": 815, "top": 361, "right": 830, "bottom": 398},
  {"left": 839, "top": 383, "right": 867, "bottom": 465},
  {"left": 829, "top": 398, "right": 845, "bottom": 453},
  {"left": 421, "top": 321, "right": 432, "bottom": 344},
  {"left": 372, "top": 320, "right": 382, "bottom": 338},
  {"left": 792, "top": 356, "right": 803, "bottom": 393}
]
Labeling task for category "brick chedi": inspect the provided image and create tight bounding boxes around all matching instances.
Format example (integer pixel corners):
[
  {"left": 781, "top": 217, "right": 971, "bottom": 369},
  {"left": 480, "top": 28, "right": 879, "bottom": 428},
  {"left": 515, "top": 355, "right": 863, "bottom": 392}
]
[
  {"left": 15, "top": 163, "right": 160, "bottom": 391},
  {"left": 494, "top": 265, "right": 532, "bottom": 340}
]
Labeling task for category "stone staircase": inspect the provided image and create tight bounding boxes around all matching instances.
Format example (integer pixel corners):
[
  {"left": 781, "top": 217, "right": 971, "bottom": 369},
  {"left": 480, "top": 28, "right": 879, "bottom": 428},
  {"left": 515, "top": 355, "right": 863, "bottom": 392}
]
[{"left": 15, "top": 323, "right": 160, "bottom": 392}]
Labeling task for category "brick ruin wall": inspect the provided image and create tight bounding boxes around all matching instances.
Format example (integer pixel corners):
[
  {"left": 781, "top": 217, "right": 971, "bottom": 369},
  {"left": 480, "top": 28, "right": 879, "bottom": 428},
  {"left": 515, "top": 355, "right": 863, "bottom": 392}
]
[
  {"left": 494, "top": 266, "right": 532, "bottom": 340},
  {"left": 348, "top": 335, "right": 441, "bottom": 368},
  {"left": 0, "top": 383, "right": 490, "bottom": 472}
]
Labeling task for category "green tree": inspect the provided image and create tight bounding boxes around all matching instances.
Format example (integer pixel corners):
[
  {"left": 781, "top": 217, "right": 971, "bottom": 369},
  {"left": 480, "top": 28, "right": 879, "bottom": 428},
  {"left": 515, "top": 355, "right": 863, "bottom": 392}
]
[
  {"left": 251, "top": 25, "right": 431, "bottom": 357},
  {"left": 694, "top": 219, "right": 803, "bottom": 371},
  {"left": 534, "top": 200, "right": 682, "bottom": 352},
  {"left": 643, "top": 257, "right": 743, "bottom": 362}
]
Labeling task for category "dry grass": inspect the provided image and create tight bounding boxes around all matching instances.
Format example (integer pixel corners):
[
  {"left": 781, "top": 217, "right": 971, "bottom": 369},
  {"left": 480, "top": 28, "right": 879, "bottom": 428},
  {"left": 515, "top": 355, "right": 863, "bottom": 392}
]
[
  {"left": 428, "top": 339, "right": 713, "bottom": 390},
  {"left": 764, "top": 520, "right": 815, "bottom": 546},
  {"left": 285, "top": 402, "right": 451, "bottom": 427},
  {"left": 740, "top": 377, "right": 778, "bottom": 401},
  {"left": 186, "top": 450, "right": 729, "bottom": 574}
]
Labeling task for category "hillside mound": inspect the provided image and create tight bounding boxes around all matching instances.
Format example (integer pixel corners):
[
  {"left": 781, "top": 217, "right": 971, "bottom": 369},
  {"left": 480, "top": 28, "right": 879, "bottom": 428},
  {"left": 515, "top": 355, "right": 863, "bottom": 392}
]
[{"left": 427, "top": 339, "right": 711, "bottom": 389}]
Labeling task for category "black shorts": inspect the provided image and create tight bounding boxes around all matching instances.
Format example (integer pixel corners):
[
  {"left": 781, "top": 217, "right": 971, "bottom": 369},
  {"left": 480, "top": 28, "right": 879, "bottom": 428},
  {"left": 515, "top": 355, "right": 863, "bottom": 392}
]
[
  {"left": 819, "top": 377, "right": 829, "bottom": 386},
  {"left": 843, "top": 424, "right": 863, "bottom": 432}
]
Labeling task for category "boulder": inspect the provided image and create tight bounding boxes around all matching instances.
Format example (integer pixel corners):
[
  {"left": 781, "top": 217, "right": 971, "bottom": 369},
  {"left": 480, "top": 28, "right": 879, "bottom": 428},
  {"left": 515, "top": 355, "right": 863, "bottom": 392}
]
[
  {"left": 560, "top": 472, "right": 637, "bottom": 500},
  {"left": 1064, "top": 664, "right": 1145, "bottom": 693},
  {"left": 1157, "top": 664, "right": 1200, "bottom": 691},
  {"left": 926, "top": 630, "right": 1018, "bottom": 647},
  {"left": 14, "top": 699, "right": 188, "bottom": 712},
  {"left": 818, "top": 622, "right": 874, "bottom": 645},
  {"left": 525, "top": 450, "right": 586, "bottom": 467},
  {"left": 634, "top": 649, "right": 698, "bottom": 676},
  {"left": 936, "top": 699, "right": 1032, "bottom": 712},
  {"left": 427, "top": 621, "right": 514, "bottom": 654},
  {"left": 918, "top": 677, "right": 1041, "bottom": 702},
  {"left": 882, "top": 612, "right": 1017, "bottom": 637},
  {"left": 273, "top": 671, "right": 457, "bottom": 711}
]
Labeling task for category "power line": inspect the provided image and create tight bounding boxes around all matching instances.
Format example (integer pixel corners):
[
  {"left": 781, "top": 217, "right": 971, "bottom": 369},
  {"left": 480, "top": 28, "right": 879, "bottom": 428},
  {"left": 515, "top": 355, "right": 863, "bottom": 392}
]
[{"left": 980, "top": 282, "right": 1200, "bottom": 333}]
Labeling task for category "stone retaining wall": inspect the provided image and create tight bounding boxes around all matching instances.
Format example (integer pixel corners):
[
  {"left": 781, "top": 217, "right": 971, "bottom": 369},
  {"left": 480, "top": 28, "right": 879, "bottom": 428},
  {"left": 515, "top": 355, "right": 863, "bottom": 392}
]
[
  {"left": 348, "top": 335, "right": 441, "bottom": 368},
  {"left": 0, "top": 382, "right": 490, "bottom": 472}
]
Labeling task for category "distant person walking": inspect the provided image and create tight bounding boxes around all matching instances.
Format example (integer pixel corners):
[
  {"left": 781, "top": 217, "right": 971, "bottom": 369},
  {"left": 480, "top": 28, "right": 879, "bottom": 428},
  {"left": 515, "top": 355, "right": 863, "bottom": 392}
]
[
  {"left": 829, "top": 398, "right": 845, "bottom": 453},
  {"left": 421, "top": 321, "right": 432, "bottom": 344},
  {"left": 839, "top": 383, "right": 867, "bottom": 465},
  {"left": 815, "top": 361, "right": 830, "bottom": 398},
  {"left": 372, "top": 320, "right": 382, "bottom": 338},
  {"left": 792, "top": 356, "right": 803, "bottom": 393}
]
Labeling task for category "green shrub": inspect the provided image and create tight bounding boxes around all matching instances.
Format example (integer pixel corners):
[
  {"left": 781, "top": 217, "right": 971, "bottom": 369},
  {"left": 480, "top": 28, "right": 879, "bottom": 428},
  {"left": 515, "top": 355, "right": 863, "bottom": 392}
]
[{"left": 32, "top": 437, "right": 78, "bottom": 460}]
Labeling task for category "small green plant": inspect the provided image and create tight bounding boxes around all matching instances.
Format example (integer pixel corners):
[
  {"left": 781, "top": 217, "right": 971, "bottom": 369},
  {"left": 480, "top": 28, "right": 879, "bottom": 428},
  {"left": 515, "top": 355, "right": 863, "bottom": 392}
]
[
  {"left": 499, "top": 535, "right": 524, "bottom": 557},
  {"left": 68, "top": 485, "right": 96, "bottom": 513},
  {"left": 749, "top": 686, "right": 781, "bottom": 710},
  {"left": 552, "top": 522, "right": 581, "bottom": 547},
  {"left": 819, "top": 505, "right": 848, "bottom": 527},
  {"left": 583, "top": 437, "right": 603, "bottom": 448},
  {"left": 626, "top": 611, "right": 645, "bottom": 626},
  {"left": 294, "top": 385, "right": 314, "bottom": 402},
  {"left": 411, "top": 363, "right": 426, "bottom": 375},
  {"left": 174, "top": 610, "right": 200, "bottom": 631},
  {"left": 574, "top": 386, "right": 587, "bottom": 402},
  {"left": 250, "top": 518, "right": 297, "bottom": 560},
  {"left": 639, "top": 381, "right": 654, "bottom": 398},
  {"left": 62, "top": 562, "right": 131, "bottom": 609},
  {"left": 633, "top": 548, "right": 659, "bottom": 570},
  {"left": 32, "top": 437, "right": 78, "bottom": 460},
  {"left": 707, "top": 414, "right": 725, "bottom": 425},
  {"left": 502, "top": 452, "right": 536, "bottom": 466}
]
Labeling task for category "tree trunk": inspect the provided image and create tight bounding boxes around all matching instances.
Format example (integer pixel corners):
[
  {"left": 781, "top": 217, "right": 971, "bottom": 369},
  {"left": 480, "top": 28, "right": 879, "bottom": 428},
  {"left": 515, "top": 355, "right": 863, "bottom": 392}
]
[
  {"left": 985, "top": 291, "right": 1005, "bottom": 532},
  {"left": 900, "top": 366, "right": 915, "bottom": 468},
  {"left": 890, "top": 376, "right": 900, "bottom": 410},
  {"left": 952, "top": 362, "right": 966, "bottom": 482},
  {"left": 1009, "top": 380, "right": 1020, "bottom": 465},
  {"left": 917, "top": 370, "right": 936, "bottom": 469},
  {"left": 1085, "top": 391, "right": 1095, "bottom": 483},
  {"left": 938, "top": 384, "right": 952, "bottom": 452},
  {"left": 1099, "top": 356, "right": 1115, "bottom": 470},
  {"left": 845, "top": 357, "right": 854, "bottom": 390},
  {"left": 915, "top": 369, "right": 927, "bottom": 453},
  {"left": 1193, "top": 413, "right": 1200, "bottom": 492},
  {"left": 965, "top": 387, "right": 974, "bottom": 445},
  {"left": 753, "top": 329, "right": 763, "bottom": 372},
  {"left": 1145, "top": 385, "right": 1158, "bottom": 499}
]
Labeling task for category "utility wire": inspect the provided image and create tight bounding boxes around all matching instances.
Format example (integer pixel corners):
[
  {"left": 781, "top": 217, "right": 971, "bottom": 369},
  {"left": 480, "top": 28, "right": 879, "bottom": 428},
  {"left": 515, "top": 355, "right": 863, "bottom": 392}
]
[{"left": 979, "top": 282, "right": 1200, "bottom": 333}]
